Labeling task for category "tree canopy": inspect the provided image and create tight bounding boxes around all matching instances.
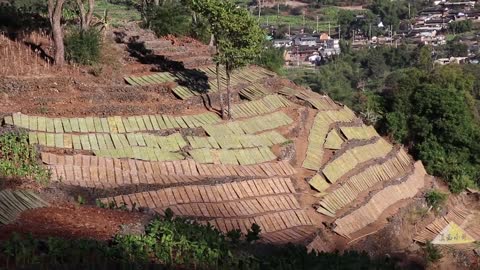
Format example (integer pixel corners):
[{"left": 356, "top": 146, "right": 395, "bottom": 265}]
[{"left": 381, "top": 65, "right": 480, "bottom": 192}]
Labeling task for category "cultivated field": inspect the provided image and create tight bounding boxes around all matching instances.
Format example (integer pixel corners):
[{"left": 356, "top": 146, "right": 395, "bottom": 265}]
[{"left": 1, "top": 25, "right": 478, "bottom": 259}]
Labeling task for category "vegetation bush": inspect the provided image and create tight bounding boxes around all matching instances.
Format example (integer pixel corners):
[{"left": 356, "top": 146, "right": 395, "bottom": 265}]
[
  {"left": 255, "top": 46, "right": 285, "bottom": 73},
  {"left": 0, "top": 3, "right": 48, "bottom": 30},
  {"left": 190, "top": 15, "right": 212, "bottom": 44},
  {"left": 65, "top": 28, "right": 102, "bottom": 65},
  {"left": 144, "top": 2, "right": 191, "bottom": 37},
  {"left": 0, "top": 214, "right": 396, "bottom": 269},
  {"left": 381, "top": 65, "right": 480, "bottom": 192},
  {"left": 424, "top": 241, "right": 442, "bottom": 264},
  {"left": 425, "top": 189, "right": 447, "bottom": 213},
  {"left": 0, "top": 132, "right": 50, "bottom": 184},
  {"left": 449, "top": 20, "right": 472, "bottom": 34},
  {"left": 143, "top": 2, "right": 211, "bottom": 43}
]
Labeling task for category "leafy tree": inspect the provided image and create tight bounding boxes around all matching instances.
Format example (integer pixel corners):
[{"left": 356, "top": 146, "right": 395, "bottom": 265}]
[
  {"left": 415, "top": 46, "right": 433, "bottom": 72},
  {"left": 381, "top": 65, "right": 480, "bottom": 191},
  {"left": 369, "top": 0, "right": 410, "bottom": 31},
  {"left": 75, "top": 0, "right": 95, "bottom": 31},
  {"left": 446, "top": 39, "right": 469, "bottom": 57},
  {"left": 255, "top": 45, "right": 285, "bottom": 73},
  {"left": 289, "top": 59, "right": 360, "bottom": 109},
  {"left": 217, "top": 6, "right": 264, "bottom": 119},
  {"left": 189, "top": 0, "right": 263, "bottom": 119},
  {"left": 145, "top": 1, "right": 191, "bottom": 37},
  {"left": 362, "top": 49, "right": 388, "bottom": 78},
  {"left": 337, "top": 10, "right": 355, "bottom": 39},
  {"left": 187, "top": 0, "right": 230, "bottom": 118},
  {"left": 449, "top": 20, "right": 472, "bottom": 34}
]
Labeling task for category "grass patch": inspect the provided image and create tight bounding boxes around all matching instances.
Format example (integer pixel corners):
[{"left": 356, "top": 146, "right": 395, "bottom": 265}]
[
  {"left": 94, "top": 0, "right": 141, "bottom": 27},
  {"left": 259, "top": 15, "right": 330, "bottom": 32},
  {"left": 0, "top": 131, "right": 50, "bottom": 184}
]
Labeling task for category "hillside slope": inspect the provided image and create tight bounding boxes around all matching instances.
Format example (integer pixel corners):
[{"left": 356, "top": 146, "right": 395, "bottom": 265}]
[{"left": 0, "top": 26, "right": 449, "bottom": 253}]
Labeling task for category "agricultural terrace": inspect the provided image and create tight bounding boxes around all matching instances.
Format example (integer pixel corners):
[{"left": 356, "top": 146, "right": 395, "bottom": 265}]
[
  {"left": 2, "top": 25, "right": 433, "bottom": 246},
  {"left": 0, "top": 2, "right": 479, "bottom": 268}
]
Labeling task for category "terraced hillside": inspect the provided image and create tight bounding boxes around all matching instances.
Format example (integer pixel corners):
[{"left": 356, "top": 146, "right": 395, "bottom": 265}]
[{"left": 0, "top": 30, "right": 433, "bottom": 250}]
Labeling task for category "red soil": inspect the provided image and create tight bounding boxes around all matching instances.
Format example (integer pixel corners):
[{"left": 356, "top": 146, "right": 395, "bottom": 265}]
[{"left": 0, "top": 204, "right": 148, "bottom": 241}]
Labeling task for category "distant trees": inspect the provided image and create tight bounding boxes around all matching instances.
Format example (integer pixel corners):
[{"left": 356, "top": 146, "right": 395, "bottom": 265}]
[
  {"left": 415, "top": 46, "right": 433, "bottom": 71},
  {"left": 75, "top": 0, "right": 95, "bottom": 31},
  {"left": 449, "top": 20, "right": 472, "bottom": 34},
  {"left": 145, "top": 2, "right": 192, "bottom": 37},
  {"left": 369, "top": 0, "right": 411, "bottom": 31},
  {"left": 446, "top": 39, "right": 469, "bottom": 57},
  {"left": 255, "top": 46, "right": 285, "bottom": 74},
  {"left": 381, "top": 65, "right": 480, "bottom": 192}
]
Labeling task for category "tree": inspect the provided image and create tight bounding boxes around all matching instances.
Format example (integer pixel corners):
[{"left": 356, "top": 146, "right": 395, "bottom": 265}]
[
  {"left": 76, "top": 0, "right": 95, "bottom": 31},
  {"left": 255, "top": 45, "right": 284, "bottom": 73},
  {"left": 449, "top": 20, "right": 472, "bottom": 34},
  {"left": 186, "top": 0, "right": 230, "bottom": 118},
  {"left": 187, "top": 0, "right": 263, "bottom": 119},
  {"left": 380, "top": 65, "right": 480, "bottom": 192},
  {"left": 215, "top": 5, "right": 264, "bottom": 119},
  {"left": 146, "top": 1, "right": 191, "bottom": 37},
  {"left": 416, "top": 46, "right": 433, "bottom": 72},
  {"left": 446, "top": 39, "right": 469, "bottom": 57},
  {"left": 48, "top": 0, "right": 66, "bottom": 65},
  {"left": 337, "top": 10, "right": 355, "bottom": 39}
]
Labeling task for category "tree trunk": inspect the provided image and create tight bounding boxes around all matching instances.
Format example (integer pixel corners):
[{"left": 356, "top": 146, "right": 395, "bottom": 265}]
[
  {"left": 76, "top": 0, "right": 95, "bottom": 31},
  {"left": 216, "top": 62, "right": 225, "bottom": 119},
  {"left": 48, "top": 0, "right": 65, "bottom": 66},
  {"left": 258, "top": 0, "right": 261, "bottom": 19},
  {"left": 192, "top": 11, "right": 197, "bottom": 24},
  {"left": 226, "top": 67, "right": 231, "bottom": 120},
  {"left": 209, "top": 34, "right": 214, "bottom": 47}
]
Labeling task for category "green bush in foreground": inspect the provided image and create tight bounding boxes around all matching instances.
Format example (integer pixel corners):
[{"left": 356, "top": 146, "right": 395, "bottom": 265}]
[
  {"left": 65, "top": 28, "right": 102, "bottom": 65},
  {"left": 424, "top": 241, "right": 442, "bottom": 264},
  {"left": 425, "top": 189, "right": 447, "bottom": 213},
  {"left": 0, "top": 215, "right": 396, "bottom": 269},
  {"left": 0, "top": 131, "right": 50, "bottom": 184}
]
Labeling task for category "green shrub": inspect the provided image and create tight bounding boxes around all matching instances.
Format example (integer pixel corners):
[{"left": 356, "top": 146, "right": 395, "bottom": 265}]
[
  {"left": 0, "top": 216, "right": 397, "bottom": 269},
  {"left": 425, "top": 189, "right": 447, "bottom": 213},
  {"left": 255, "top": 46, "right": 285, "bottom": 74},
  {"left": 449, "top": 173, "right": 476, "bottom": 194},
  {"left": 65, "top": 28, "right": 102, "bottom": 65},
  {"left": 144, "top": 2, "right": 191, "bottom": 37},
  {"left": 246, "top": 223, "right": 261, "bottom": 243},
  {"left": 226, "top": 229, "right": 242, "bottom": 244},
  {"left": 190, "top": 16, "right": 211, "bottom": 44},
  {"left": 0, "top": 131, "right": 50, "bottom": 184},
  {"left": 424, "top": 241, "right": 442, "bottom": 263}
]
